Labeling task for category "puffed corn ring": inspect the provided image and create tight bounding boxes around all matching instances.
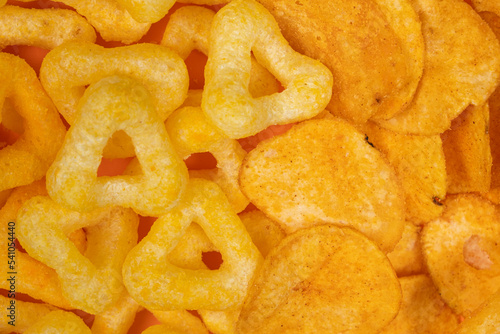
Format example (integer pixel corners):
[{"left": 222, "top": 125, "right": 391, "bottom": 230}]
[
  {"left": 0, "top": 296, "right": 56, "bottom": 333},
  {"left": 91, "top": 292, "right": 140, "bottom": 334},
  {"left": 46, "top": 76, "right": 188, "bottom": 216},
  {"left": 123, "top": 178, "right": 262, "bottom": 311},
  {"left": 24, "top": 310, "right": 91, "bottom": 334},
  {"left": 15, "top": 0, "right": 150, "bottom": 44},
  {"left": 0, "top": 6, "right": 96, "bottom": 50},
  {"left": 0, "top": 180, "right": 74, "bottom": 309},
  {"left": 161, "top": 5, "right": 280, "bottom": 99},
  {"left": 116, "top": 0, "right": 175, "bottom": 23},
  {"left": 151, "top": 309, "right": 209, "bottom": 334},
  {"left": 166, "top": 106, "right": 249, "bottom": 212},
  {"left": 0, "top": 53, "right": 66, "bottom": 193},
  {"left": 202, "top": 0, "right": 333, "bottom": 138},
  {"left": 17, "top": 196, "right": 139, "bottom": 314}
]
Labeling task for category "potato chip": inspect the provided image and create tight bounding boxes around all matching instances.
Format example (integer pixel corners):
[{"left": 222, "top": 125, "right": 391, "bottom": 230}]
[
  {"left": 360, "top": 121, "right": 446, "bottom": 224},
  {"left": 421, "top": 194, "right": 500, "bottom": 314},
  {"left": 123, "top": 178, "right": 262, "bottom": 311},
  {"left": 257, "top": 0, "right": 423, "bottom": 123},
  {"left": 456, "top": 288, "right": 500, "bottom": 334},
  {"left": 202, "top": 0, "right": 333, "bottom": 138},
  {"left": 238, "top": 209, "right": 286, "bottom": 258},
  {"left": 375, "top": 0, "right": 500, "bottom": 134},
  {"left": 0, "top": 52, "right": 66, "bottom": 193},
  {"left": 0, "top": 5, "right": 96, "bottom": 50},
  {"left": 24, "top": 310, "right": 91, "bottom": 334},
  {"left": 17, "top": 195, "right": 139, "bottom": 314},
  {"left": 239, "top": 118, "right": 405, "bottom": 253},
  {"left": 46, "top": 76, "right": 188, "bottom": 216},
  {"left": 380, "top": 275, "right": 459, "bottom": 334},
  {"left": 386, "top": 221, "right": 427, "bottom": 277},
  {"left": 441, "top": 103, "right": 492, "bottom": 194},
  {"left": 237, "top": 224, "right": 401, "bottom": 333}
]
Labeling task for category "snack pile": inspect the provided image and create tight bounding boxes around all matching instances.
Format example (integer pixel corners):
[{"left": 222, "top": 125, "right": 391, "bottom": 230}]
[{"left": 1, "top": 0, "right": 500, "bottom": 333}]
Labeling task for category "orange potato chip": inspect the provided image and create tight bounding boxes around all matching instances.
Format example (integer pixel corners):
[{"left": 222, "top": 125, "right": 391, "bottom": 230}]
[
  {"left": 421, "top": 194, "right": 500, "bottom": 315},
  {"left": 375, "top": 0, "right": 500, "bottom": 134},
  {"left": 257, "top": 0, "right": 423, "bottom": 123},
  {"left": 360, "top": 121, "right": 447, "bottom": 225},
  {"left": 441, "top": 103, "right": 492, "bottom": 194},
  {"left": 237, "top": 224, "right": 402, "bottom": 333},
  {"left": 240, "top": 118, "right": 405, "bottom": 253},
  {"left": 386, "top": 221, "right": 427, "bottom": 277},
  {"left": 0, "top": 5, "right": 96, "bottom": 50},
  {"left": 456, "top": 288, "right": 500, "bottom": 334},
  {"left": 380, "top": 275, "right": 459, "bottom": 334}
]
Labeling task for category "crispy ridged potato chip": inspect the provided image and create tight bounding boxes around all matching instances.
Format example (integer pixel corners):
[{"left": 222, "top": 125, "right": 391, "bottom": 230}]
[
  {"left": 239, "top": 118, "right": 405, "bottom": 253},
  {"left": 421, "top": 194, "right": 500, "bottom": 315},
  {"left": 375, "top": 0, "right": 500, "bottom": 135},
  {"left": 441, "top": 103, "right": 492, "bottom": 194},
  {"left": 456, "top": 288, "right": 500, "bottom": 334},
  {"left": 380, "top": 275, "right": 459, "bottom": 334},
  {"left": 257, "top": 0, "right": 423, "bottom": 123},
  {"left": 236, "top": 224, "right": 402, "bottom": 334},
  {"left": 361, "top": 121, "right": 446, "bottom": 225},
  {"left": 387, "top": 221, "right": 427, "bottom": 277}
]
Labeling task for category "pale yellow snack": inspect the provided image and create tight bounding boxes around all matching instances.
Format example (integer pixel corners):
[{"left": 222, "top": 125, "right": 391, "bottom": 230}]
[
  {"left": 0, "top": 6, "right": 96, "bottom": 50},
  {"left": 360, "top": 121, "right": 446, "bottom": 225},
  {"left": 456, "top": 288, "right": 500, "bottom": 334},
  {"left": 46, "top": 76, "right": 188, "bottom": 216},
  {"left": 237, "top": 224, "right": 402, "bottom": 334},
  {"left": 166, "top": 105, "right": 249, "bottom": 213},
  {"left": 376, "top": 0, "right": 500, "bottom": 134},
  {"left": 380, "top": 275, "right": 459, "bottom": 334},
  {"left": 421, "top": 194, "right": 500, "bottom": 315},
  {"left": 441, "top": 103, "right": 492, "bottom": 194},
  {"left": 15, "top": 0, "right": 150, "bottom": 43},
  {"left": 123, "top": 178, "right": 262, "bottom": 311},
  {"left": 0, "top": 296, "right": 56, "bottom": 334},
  {"left": 24, "top": 310, "right": 91, "bottom": 334},
  {"left": 17, "top": 195, "right": 139, "bottom": 314},
  {"left": 152, "top": 309, "right": 209, "bottom": 334},
  {"left": 161, "top": 5, "right": 280, "bottom": 99},
  {"left": 203, "top": 0, "right": 333, "bottom": 139},
  {"left": 91, "top": 292, "right": 140, "bottom": 334},
  {"left": 240, "top": 118, "right": 405, "bottom": 253}
]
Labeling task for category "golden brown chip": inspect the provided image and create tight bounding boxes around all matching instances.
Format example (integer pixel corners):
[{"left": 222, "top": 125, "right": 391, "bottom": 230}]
[
  {"left": 441, "top": 103, "right": 492, "bottom": 194},
  {"left": 361, "top": 121, "right": 446, "bottom": 225},
  {"left": 256, "top": 0, "right": 423, "bottom": 123},
  {"left": 375, "top": 0, "right": 500, "bottom": 135},
  {"left": 380, "top": 275, "right": 460, "bottom": 334},
  {"left": 239, "top": 209, "right": 286, "bottom": 258},
  {"left": 456, "top": 288, "right": 500, "bottom": 334},
  {"left": 386, "top": 221, "right": 427, "bottom": 277},
  {"left": 236, "top": 224, "right": 402, "bottom": 334},
  {"left": 421, "top": 194, "right": 500, "bottom": 315},
  {"left": 239, "top": 118, "right": 405, "bottom": 253}
]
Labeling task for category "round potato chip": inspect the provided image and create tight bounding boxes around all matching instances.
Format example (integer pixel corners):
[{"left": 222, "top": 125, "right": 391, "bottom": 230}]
[
  {"left": 456, "top": 288, "right": 500, "bottom": 334},
  {"left": 380, "top": 275, "right": 459, "bottom": 334},
  {"left": 236, "top": 224, "right": 402, "bottom": 334},
  {"left": 375, "top": 0, "right": 500, "bottom": 134},
  {"left": 421, "top": 194, "right": 500, "bottom": 315},
  {"left": 386, "top": 221, "right": 427, "bottom": 277},
  {"left": 239, "top": 118, "right": 405, "bottom": 253}
]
